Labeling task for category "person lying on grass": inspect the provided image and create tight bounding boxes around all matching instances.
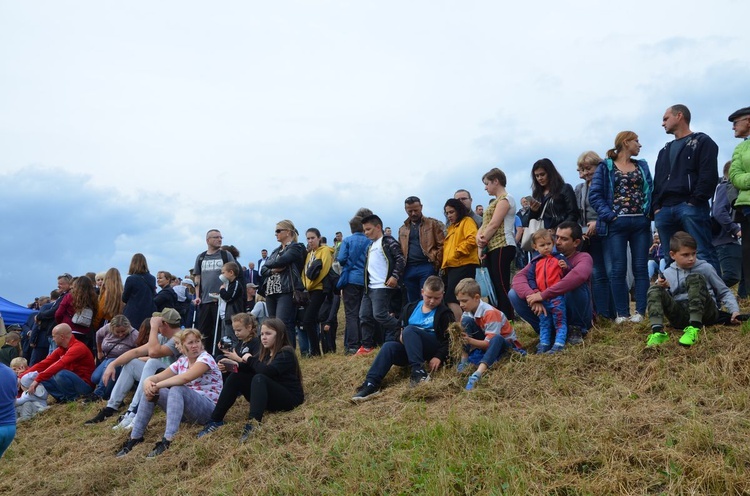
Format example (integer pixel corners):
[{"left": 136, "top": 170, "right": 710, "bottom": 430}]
[
  {"left": 646, "top": 231, "right": 741, "bottom": 347},
  {"left": 197, "top": 318, "right": 304, "bottom": 442},
  {"left": 455, "top": 278, "right": 526, "bottom": 391},
  {"left": 351, "top": 276, "right": 454, "bottom": 402},
  {"left": 116, "top": 328, "right": 222, "bottom": 458}
]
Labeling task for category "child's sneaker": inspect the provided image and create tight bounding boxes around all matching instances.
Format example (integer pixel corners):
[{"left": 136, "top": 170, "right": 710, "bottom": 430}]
[
  {"left": 351, "top": 382, "right": 381, "bottom": 403},
  {"left": 465, "top": 373, "right": 481, "bottom": 391},
  {"left": 409, "top": 369, "right": 430, "bottom": 387},
  {"left": 546, "top": 344, "right": 565, "bottom": 354},
  {"left": 678, "top": 326, "right": 700, "bottom": 346},
  {"left": 646, "top": 331, "right": 669, "bottom": 347},
  {"left": 536, "top": 343, "right": 551, "bottom": 354},
  {"left": 197, "top": 420, "right": 225, "bottom": 438},
  {"left": 456, "top": 358, "right": 470, "bottom": 373}
]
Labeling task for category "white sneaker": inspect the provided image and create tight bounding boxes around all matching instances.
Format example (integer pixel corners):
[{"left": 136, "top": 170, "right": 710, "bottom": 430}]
[
  {"left": 113, "top": 411, "right": 135, "bottom": 430},
  {"left": 630, "top": 313, "right": 643, "bottom": 323},
  {"left": 614, "top": 317, "right": 628, "bottom": 324}
]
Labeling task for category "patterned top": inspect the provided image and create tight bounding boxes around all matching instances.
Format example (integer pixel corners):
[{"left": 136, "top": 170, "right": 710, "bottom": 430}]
[
  {"left": 462, "top": 300, "right": 520, "bottom": 346},
  {"left": 482, "top": 194, "right": 515, "bottom": 252},
  {"left": 613, "top": 168, "right": 645, "bottom": 215},
  {"left": 168, "top": 351, "right": 223, "bottom": 404}
]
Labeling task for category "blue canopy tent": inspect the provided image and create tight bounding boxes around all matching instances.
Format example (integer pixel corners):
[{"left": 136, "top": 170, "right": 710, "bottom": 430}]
[{"left": 0, "top": 296, "right": 35, "bottom": 326}]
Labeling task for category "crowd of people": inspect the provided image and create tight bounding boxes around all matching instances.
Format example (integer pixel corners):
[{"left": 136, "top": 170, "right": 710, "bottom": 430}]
[{"left": 1, "top": 103, "right": 749, "bottom": 459}]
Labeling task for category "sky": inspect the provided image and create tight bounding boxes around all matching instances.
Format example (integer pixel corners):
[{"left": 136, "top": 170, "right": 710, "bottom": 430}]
[{"left": 1, "top": 1, "right": 748, "bottom": 306}]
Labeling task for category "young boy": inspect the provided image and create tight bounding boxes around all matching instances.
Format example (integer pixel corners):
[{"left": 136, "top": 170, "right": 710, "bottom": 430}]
[
  {"left": 455, "top": 278, "right": 525, "bottom": 391},
  {"left": 219, "top": 262, "right": 245, "bottom": 346},
  {"left": 646, "top": 231, "right": 741, "bottom": 347},
  {"left": 355, "top": 214, "right": 406, "bottom": 354},
  {"left": 526, "top": 230, "right": 569, "bottom": 353},
  {"left": 351, "top": 276, "right": 454, "bottom": 402}
]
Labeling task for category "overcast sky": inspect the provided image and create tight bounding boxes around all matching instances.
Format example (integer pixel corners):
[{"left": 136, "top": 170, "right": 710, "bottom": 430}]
[{"left": 1, "top": 1, "right": 748, "bottom": 306}]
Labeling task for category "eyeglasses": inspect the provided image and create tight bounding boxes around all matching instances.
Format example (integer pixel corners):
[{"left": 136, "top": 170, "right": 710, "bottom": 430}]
[{"left": 58, "top": 273, "right": 72, "bottom": 279}]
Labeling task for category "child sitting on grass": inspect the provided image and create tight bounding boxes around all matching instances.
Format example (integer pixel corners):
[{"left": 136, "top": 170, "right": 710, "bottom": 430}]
[
  {"left": 9, "top": 357, "right": 27, "bottom": 378},
  {"left": 526, "top": 230, "right": 569, "bottom": 353},
  {"left": 16, "top": 371, "right": 48, "bottom": 421},
  {"left": 646, "top": 231, "right": 741, "bottom": 347},
  {"left": 455, "top": 278, "right": 525, "bottom": 391}
]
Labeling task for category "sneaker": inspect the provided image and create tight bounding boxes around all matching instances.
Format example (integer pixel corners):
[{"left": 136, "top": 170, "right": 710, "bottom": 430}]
[
  {"left": 81, "top": 393, "right": 103, "bottom": 404},
  {"left": 409, "top": 369, "right": 430, "bottom": 387},
  {"left": 116, "top": 437, "right": 143, "bottom": 457},
  {"left": 630, "top": 313, "right": 644, "bottom": 323},
  {"left": 354, "top": 346, "right": 374, "bottom": 356},
  {"left": 240, "top": 423, "right": 256, "bottom": 442},
  {"left": 678, "top": 326, "right": 700, "bottom": 346},
  {"left": 465, "top": 373, "right": 480, "bottom": 391},
  {"left": 536, "top": 343, "right": 551, "bottom": 354},
  {"left": 511, "top": 340, "right": 527, "bottom": 356},
  {"left": 614, "top": 316, "right": 628, "bottom": 325},
  {"left": 546, "top": 344, "right": 565, "bottom": 354},
  {"left": 85, "top": 406, "right": 117, "bottom": 425},
  {"left": 351, "top": 382, "right": 381, "bottom": 403},
  {"left": 147, "top": 437, "right": 171, "bottom": 458},
  {"left": 646, "top": 331, "right": 669, "bottom": 347},
  {"left": 112, "top": 411, "right": 136, "bottom": 431},
  {"left": 197, "top": 421, "right": 225, "bottom": 438},
  {"left": 345, "top": 347, "right": 359, "bottom": 355},
  {"left": 456, "top": 359, "right": 470, "bottom": 373},
  {"left": 567, "top": 326, "right": 583, "bottom": 346}
]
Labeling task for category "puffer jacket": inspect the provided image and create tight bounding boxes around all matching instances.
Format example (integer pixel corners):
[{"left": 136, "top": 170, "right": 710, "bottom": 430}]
[
  {"left": 588, "top": 158, "right": 653, "bottom": 237},
  {"left": 730, "top": 139, "right": 750, "bottom": 208}
]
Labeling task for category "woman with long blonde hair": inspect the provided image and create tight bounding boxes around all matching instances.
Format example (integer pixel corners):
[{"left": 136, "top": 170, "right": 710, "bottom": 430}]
[{"left": 95, "top": 268, "right": 124, "bottom": 329}]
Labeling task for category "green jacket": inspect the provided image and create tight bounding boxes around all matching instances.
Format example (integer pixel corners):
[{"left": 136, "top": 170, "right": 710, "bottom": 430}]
[{"left": 729, "top": 139, "right": 750, "bottom": 207}]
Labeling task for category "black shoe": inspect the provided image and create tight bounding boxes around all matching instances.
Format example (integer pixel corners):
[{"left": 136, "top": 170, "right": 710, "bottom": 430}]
[
  {"left": 567, "top": 326, "right": 583, "bottom": 346},
  {"left": 240, "top": 423, "right": 256, "bottom": 442},
  {"left": 147, "top": 437, "right": 171, "bottom": 458},
  {"left": 409, "top": 369, "right": 430, "bottom": 387},
  {"left": 116, "top": 437, "right": 143, "bottom": 457},
  {"left": 81, "top": 393, "right": 103, "bottom": 404},
  {"left": 85, "top": 406, "right": 117, "bottom": 425},
  {"left": 351, "top": 382, "right": 381, "bottom": 403}
]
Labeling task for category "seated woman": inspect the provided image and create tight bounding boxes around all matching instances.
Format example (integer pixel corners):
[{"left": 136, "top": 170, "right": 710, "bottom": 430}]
[
  {"left": 90, "top": 315, "right": 139, "bottom": 401},
  {"left": 115, "top": 328, "right": 222, "bottom": 458},
  {"left": 197, "top": 318, "right": 303, "bottom": 442}
]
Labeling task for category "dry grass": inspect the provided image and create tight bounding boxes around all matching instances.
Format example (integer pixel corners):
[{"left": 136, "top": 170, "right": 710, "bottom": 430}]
[{"left": 3, "top": 300, "right": 750, "bottom": 495}]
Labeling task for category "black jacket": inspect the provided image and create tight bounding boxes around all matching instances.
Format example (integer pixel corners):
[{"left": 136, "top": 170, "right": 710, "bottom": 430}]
[
  {"left": 400, "top": 301, "right": 455, "bottom": 365},
  {"left": 530, "top": 183, "right": 579, "bottom": 229}
]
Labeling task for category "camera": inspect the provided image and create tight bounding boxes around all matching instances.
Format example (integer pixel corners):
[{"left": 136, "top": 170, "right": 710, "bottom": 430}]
[{"left": 219, "top": 336, "right": 234, "bottom": 350}]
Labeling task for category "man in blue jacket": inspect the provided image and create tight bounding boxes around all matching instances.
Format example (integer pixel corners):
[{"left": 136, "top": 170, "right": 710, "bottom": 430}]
[{"left": 652, "top": 104, "right": 720, "bottom": 272}]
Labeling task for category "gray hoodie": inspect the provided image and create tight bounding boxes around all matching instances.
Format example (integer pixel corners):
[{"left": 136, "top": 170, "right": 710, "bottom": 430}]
[{"left": 663, "top": 259, "right": 740, "bottom": 314}]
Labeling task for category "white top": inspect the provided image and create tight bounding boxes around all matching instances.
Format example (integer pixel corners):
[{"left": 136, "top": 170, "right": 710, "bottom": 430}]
[{"left": 367, "top": 237, "right": 387, "bottom": 289}]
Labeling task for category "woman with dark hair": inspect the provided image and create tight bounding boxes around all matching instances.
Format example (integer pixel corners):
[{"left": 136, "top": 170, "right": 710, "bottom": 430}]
[
  {"left": 260, "top": 220, "right": 306, "bottom": 347},
  {"left": 300, "top": 228, "right": 335, "bottom": 356},
  {"left": 442, "top": 198, "right": 479, "bottom": 321},
  {"left": 476, "top": 168, "right": 518, "bottom": 319},
  {"left": 529, "top": 158, "right": 579, "bottom": 230},
  {"left": 55, "top": 276, "right": 99, "bottom": 346},
  {"left": 122, "top": 253, "right": 157, "bottom": 331},
  {"left": 154, "top": 270, "right": 178, "bottom": 312},
  {"left": 589, "top": 131, "right": 652, "bottom": 324}
]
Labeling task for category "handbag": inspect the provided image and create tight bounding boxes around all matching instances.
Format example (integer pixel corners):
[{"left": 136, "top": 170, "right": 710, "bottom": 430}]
[
  {"left": 72, "top": 307, "right": 94, "bottom": 327},
  {"left": 475, "top": 265, "right": 497, "bottom": 307},
  {"left": 521, "top": 200, "right": 549, "bottom": 252},
  {"left": 289, "top": 264, "right": 309, "bottom": 306}
]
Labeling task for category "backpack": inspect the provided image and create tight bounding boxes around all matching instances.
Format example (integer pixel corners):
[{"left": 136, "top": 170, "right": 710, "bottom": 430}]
[{"left": 197, "top": 250, "right": 247, "bottom": 304}]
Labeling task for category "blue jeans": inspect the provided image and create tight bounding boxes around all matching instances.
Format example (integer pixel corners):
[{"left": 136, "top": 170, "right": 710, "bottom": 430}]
[
  {"left": 655, "top": 202, "right": 720, "bottom": 273},
  {"left": 716, "top": 243, "right": 742, "bottom": 288},
  {"left": 42, "top": 370, "right": 93, "bottom": 402},
  {"left": 91, "top": 358, "right": 121, "bottom": 399},
  {"left": 403, "top": 263, "right": 436, "bottom": 303},
  {"left": 0, "top": 424, "right": 15, "bottom": 458},
  {"left": 509, "top": 283, "right": 592, "bottom": 336},
  {"left": 359, "top": 288, "right": 399, "bottom": 347},
  {"left": 461, "top": 317, "right": 510, "bottom": 367},
  {"left": 604, "top": 215, "right": 651, "bottom": 316},
  {"left": 364, "top": 326, "right": 440, "bottom": 385},
  {"left": 588, "top": 236, "right": 616, "bottom": 319}
]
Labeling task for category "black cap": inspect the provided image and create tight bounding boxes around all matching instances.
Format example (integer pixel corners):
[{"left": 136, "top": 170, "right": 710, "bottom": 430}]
[{"left": 728, "top": 107, "right": 750, "bottom": 122}]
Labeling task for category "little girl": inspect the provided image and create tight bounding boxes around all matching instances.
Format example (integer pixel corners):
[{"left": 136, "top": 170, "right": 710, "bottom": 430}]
[
  {"left": 16, "top": 371, "right": 49, "bottom": 421},
  {"left": 219, "top": 262, "right": 245, "bottom": 349},
  {"left": 526, "top": 230, "right": 569, "bottom": 354}
]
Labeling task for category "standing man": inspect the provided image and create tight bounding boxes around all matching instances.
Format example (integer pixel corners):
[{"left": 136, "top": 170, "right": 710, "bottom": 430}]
[
  {"left": 398, "top": 196, "right": 445, "bottom": 303},
  {"left": 257, "top": 249, "right": 269, "bottom": 272},
  {"left": 728, "top": 106, "right": 750, "bottom": 296},
  {"left": 455, "top": 189, "right": 483, "bottom": 227},
  {"left": 194, "top": 229, "right": 235, "bottom": 353},
  {"left": 653, "top": 104, "right": 720, "bottom": 272}
]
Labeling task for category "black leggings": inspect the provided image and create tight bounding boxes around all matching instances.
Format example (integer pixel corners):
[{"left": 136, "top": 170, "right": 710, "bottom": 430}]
[
  {"left": 210, "top": 372, "right": 302, "bottom": 423},
  {"left": 486, "top": 245, "right": 516, "bottom": 319},
  {"left": 302, "top": 290, "right": 325, "bottom": 356}
]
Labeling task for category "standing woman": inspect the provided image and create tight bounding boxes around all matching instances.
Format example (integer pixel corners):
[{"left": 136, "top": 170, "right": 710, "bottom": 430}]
[
  {"left": 94, "top": 268, "right": 124, "bottom": 330},
  {"left": 116, "top": 328, "right": 222, "bottom": 458},
  {"left": 301, "top": 228, "right": 334, "bottom": 357},
  {"left": 528, "top": 158, "right": 579, "bottom": 231},
  {"left": 56, "top": 276, "right": 99, "bottom": 347},
  {"left": 476, "top": 168, "right": 517, "bottom": 319},
  {"left": 154, "top": 270, "right": 178, "bottom": 312},
  {"left": 589, "top": 131, "right": 653, "bottom": 324},
  {"left": 442, "top": 198, "right": 479, "bottom": 321},
  {"left": 122, "top": 253, "right": 157, "bottom": 331},
  {"left": 575, "top": 151, "right": 616, "bottom": 321},
  {"left": 260, "top": 220, "right": 306, "bottom": 348}
]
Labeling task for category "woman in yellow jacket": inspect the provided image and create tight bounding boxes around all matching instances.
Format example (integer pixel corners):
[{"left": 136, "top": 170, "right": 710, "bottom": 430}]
[
  {"left": 301, "top": 228, "right": 334, "bottom": 357},
  {"left": 442, "top": 198, "right": 480, "bottom": 321}
]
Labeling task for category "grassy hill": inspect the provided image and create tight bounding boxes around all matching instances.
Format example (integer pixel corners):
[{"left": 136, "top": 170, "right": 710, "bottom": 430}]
[{"left": 3, "top": 311, "right": 750, "bottom": 495}]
